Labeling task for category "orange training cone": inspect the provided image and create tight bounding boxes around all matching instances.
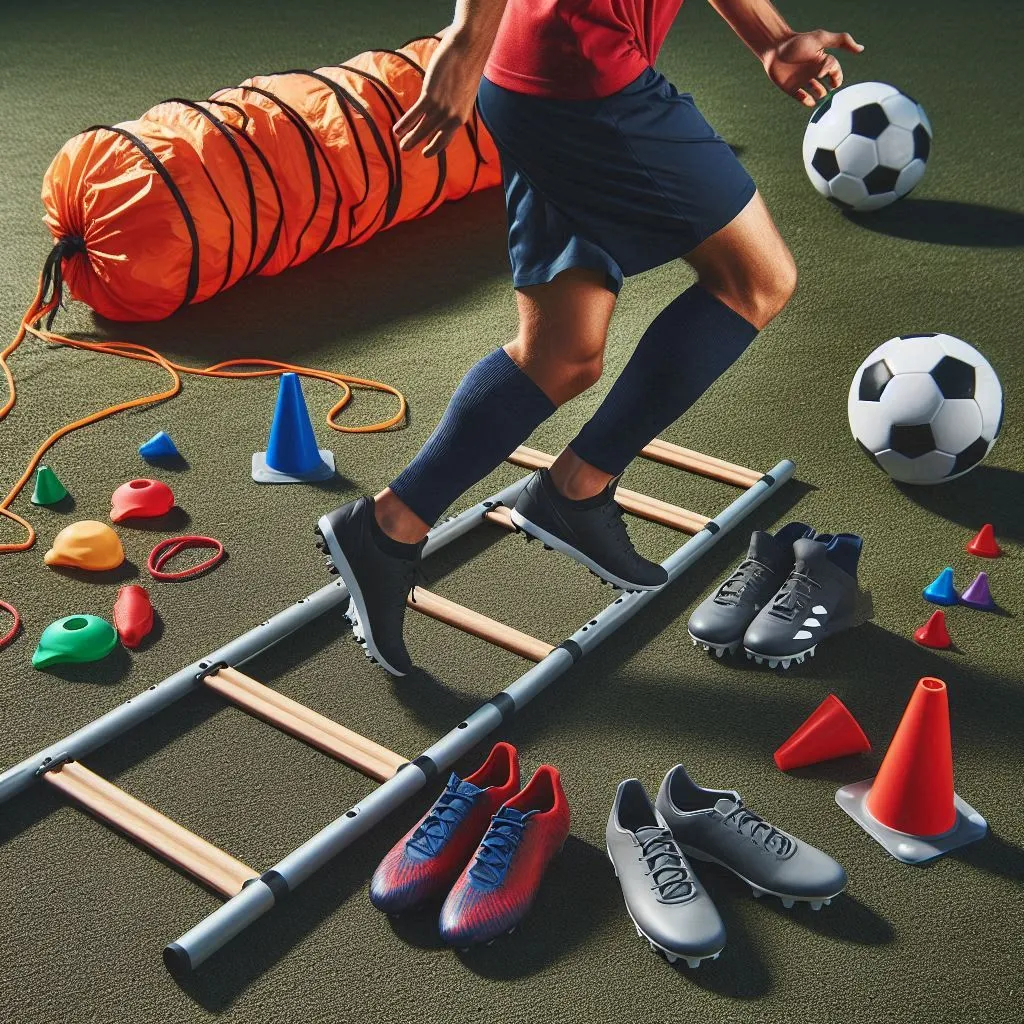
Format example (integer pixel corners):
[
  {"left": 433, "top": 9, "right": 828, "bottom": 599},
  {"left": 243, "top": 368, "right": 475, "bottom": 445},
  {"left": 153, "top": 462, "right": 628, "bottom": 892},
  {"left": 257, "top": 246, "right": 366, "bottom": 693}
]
[
  {"left": 836, "top": 677, "right": 987, "bottom": 863},
  {"left": 966, "top": 523, "right": 1001, "bottom": 558},
  {"left": 913, "top": 610, "right": 951, "bottom": 649},
  {"left": 774, "top": 694, "right": 871, "bottom": 771}
]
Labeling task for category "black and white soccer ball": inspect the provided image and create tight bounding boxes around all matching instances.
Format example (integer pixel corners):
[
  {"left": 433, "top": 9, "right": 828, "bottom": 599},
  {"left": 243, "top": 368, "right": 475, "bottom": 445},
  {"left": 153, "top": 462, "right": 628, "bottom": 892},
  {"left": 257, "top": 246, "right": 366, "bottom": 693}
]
[
  {"left": 849, "top": 334, "right": 1003, "bottom": 485},
  {"left": 803, "top": 82, "right": 932, "bottom": 212}
]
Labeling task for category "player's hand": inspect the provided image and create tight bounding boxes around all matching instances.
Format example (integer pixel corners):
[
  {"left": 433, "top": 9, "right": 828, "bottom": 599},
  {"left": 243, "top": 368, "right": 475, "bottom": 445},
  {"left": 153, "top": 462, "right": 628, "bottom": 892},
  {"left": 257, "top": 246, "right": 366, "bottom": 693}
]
[
  {"left": 394, "top": 30, "right": 482, "bottom": 157},
  {"left": 763, "top": 30, "right": 864, "bottom": 107}
]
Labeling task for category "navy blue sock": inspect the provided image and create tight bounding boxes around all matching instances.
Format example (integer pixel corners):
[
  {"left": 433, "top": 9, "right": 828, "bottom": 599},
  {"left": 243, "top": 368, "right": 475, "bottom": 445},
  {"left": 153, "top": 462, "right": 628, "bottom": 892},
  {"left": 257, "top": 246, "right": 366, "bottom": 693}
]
[
  {"left": 569, "top": 285, "right": 758, "bottom": 476},
  {"left": 390, "top": 347, "right": 556, "bottom": 524}
]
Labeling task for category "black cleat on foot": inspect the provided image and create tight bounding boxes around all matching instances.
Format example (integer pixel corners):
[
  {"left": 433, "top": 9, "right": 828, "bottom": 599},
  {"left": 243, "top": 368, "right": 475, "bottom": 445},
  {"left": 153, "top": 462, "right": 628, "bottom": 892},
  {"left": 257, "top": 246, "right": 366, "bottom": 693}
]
[
  {"left": 316, "top": 497, "right": 424, "bottom": 677},
  {"left": 510, "top": 469, "right": 666, "bottom": 591}
]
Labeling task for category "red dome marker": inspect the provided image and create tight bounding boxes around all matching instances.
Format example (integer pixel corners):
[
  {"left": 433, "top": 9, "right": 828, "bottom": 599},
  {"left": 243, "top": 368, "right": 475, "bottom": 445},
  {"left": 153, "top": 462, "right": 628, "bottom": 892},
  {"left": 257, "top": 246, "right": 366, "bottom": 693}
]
[
  {"left": 110, "top": 479, "right": 175, "bottom": 522},
  {"left": 913, "top": 610, "right": 951, "bottom": 649},
  {"left": 774, "top": 694, "right": 871, "bottom": 771},
  {"left": 113, "top": 585, "right": 155, "bottom": 648},
  {"left": 966, "top": 523, "right": 1001, "bottom": 558}
]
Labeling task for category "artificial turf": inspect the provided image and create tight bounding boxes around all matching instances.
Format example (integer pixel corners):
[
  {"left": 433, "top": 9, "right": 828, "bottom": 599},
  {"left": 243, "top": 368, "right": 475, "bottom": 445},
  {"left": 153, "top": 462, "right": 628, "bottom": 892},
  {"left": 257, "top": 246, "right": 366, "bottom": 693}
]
[{"left": 0, "top": 1, "right": 1021, "bottom": 1022}]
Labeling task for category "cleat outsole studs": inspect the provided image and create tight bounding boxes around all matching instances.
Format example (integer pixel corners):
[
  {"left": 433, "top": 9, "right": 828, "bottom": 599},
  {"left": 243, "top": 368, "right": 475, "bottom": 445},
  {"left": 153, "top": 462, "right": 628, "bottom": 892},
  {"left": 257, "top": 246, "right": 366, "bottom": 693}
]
[
  {"left": 664, "top": 952, "right": 678, "bottom": 965},
  {"left": 781, "top": 897, "right": 795, "bottom": 909},
  {"left": 751, "top": 886, "right": 765, "bottom": 898},
  {"left": 824, "top": 897, "right": 832, "bottom": 906},
  {"left": 686, "top": 958, "right": 701, "bottom": 970},
  {"left": 810, "top": 900, "right": 823, "bottom": 911}
]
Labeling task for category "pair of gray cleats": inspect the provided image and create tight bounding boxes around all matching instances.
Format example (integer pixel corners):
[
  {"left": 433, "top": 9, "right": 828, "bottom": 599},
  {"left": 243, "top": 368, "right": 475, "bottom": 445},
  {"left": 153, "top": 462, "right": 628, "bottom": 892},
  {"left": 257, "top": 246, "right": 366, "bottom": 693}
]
[
  {"left": 607, "top": 765, "right": 847, "bottom": 968},
  {"left": 687, "top": 522, "right": 863, "bottom": 668}
]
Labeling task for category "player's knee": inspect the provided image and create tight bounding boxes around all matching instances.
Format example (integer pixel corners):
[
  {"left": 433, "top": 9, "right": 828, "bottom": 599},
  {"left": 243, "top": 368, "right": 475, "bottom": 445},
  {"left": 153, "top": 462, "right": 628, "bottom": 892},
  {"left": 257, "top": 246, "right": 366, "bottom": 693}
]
[
  {"left": 715, "top": 249, "right": 797, "bottom": 329},
  {"left": 552, "top": 350, "right": 604, "bottom": 404}
]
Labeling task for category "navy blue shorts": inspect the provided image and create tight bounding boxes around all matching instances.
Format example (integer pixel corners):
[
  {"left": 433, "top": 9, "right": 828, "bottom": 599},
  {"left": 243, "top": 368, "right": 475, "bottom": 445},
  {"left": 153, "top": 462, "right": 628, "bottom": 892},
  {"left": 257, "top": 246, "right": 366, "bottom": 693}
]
[{"left": 477, "top": 69, "right": 756, "bottom": 295}]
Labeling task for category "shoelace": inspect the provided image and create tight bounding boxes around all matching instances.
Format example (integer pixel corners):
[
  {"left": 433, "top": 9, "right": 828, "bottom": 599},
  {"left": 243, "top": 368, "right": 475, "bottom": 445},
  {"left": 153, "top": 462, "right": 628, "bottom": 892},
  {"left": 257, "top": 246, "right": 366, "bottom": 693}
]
[
  {"left": 406, "top": 788, "right": 476, "bottom": 857},
  {"left": 470, "top": 815, "right": 527, "bottom": 886},
  {"left": 639, "top": 829, "right": 695, "bottom": 903},
  {"left": 600, "top": 500, "right": 637, "bottom": 556},
  {"left": 767, "top": 570, "right": 821, "bottom": 622},
  {"left": 403, "top": 560, "right": 426, "bottom": 604},
  {"left": 716, "top": 801, "right": 793, "bottom": 856},
  {"left": 715, "top": 559, "right": 767, "bottom": 606}
]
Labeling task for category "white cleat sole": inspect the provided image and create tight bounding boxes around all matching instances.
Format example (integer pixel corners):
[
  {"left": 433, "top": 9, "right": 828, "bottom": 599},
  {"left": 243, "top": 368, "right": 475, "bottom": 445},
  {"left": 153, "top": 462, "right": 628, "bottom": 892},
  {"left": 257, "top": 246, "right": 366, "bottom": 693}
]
[
  {"left": 688, "top": 633, "right": 742, "bottom": 658},
  {"left": 745, "top": 645, "right": 817, "bottom": 669}
]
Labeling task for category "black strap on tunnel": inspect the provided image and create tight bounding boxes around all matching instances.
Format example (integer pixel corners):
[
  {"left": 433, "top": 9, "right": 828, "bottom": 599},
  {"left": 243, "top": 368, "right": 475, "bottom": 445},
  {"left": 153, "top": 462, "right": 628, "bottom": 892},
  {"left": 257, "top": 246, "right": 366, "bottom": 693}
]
[
  {"left": 163, "top": 98, "right": 260, "bottom": 283},
  {"left": 85, "top": 124, "right": 201, "bottom": 313},
  {"left": 225, "top": 85, "right": 327, "bottom": 268},
  {"left": 39, "top": 234, "right": 86, "bottom": 328}
]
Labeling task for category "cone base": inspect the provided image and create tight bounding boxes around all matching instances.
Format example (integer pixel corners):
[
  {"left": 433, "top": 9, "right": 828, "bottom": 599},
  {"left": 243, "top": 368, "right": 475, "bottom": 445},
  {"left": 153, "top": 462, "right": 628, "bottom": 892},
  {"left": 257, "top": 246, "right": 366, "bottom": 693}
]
[
  {"left": 836, "top": 778, "right": 986, "bottom": 864},
  {"left": 251, "top": 450, "right": 336, "bottom": 484}
]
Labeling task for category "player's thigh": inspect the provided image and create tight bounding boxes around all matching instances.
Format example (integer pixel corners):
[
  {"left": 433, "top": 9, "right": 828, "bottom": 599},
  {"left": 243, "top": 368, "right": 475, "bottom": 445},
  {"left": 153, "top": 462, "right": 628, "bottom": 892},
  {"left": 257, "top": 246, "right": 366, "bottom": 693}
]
[
  {"left": 684, "top": 191, "right": 797, "bottom": 308},
  {"left": 511, "top": 267, "right": 616, "bottom": 365}
]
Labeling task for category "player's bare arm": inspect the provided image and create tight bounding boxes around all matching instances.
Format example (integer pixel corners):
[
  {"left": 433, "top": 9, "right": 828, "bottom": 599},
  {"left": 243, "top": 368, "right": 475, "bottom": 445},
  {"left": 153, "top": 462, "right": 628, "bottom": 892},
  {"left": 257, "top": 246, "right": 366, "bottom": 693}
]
[
  {"left": 394, "top": 0, "right": 509, "bottom": 156},
  {"left": 710, "top": 0, "right": 864, "bottom": 106}
]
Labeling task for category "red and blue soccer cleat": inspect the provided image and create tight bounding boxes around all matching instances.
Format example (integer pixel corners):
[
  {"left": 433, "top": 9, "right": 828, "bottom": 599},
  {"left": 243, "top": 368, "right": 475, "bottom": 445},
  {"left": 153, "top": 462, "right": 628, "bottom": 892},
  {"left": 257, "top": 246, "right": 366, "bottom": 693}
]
[
  {"left": 369, "top": 742, "right": 520, "bottom": 914},
  {"left": 439, "top": 764, "right": 571, "bottom": 948}
]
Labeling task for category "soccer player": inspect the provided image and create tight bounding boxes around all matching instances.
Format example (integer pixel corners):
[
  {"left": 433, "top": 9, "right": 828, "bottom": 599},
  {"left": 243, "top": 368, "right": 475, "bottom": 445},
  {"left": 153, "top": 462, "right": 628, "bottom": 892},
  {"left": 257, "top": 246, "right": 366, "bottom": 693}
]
[{"left": 318, "top": 0, "right": 862, "bottom": 676}]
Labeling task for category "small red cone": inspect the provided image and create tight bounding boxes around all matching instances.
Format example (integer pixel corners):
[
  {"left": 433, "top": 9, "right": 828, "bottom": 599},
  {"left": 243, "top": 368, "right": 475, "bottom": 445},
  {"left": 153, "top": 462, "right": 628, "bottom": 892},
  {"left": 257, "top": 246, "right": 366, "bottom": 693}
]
[
  {"left": 966, "top": 523, "right": 1001, "bottom": 558},
  {"left": 913, "top": 610, "right": 951, "bottom": 649},
  {"left": 774, "top": 694, "right": 871, "bottom": 770},
  {"left": 865, "top": 677, "right": 956, "bottom": 838}
]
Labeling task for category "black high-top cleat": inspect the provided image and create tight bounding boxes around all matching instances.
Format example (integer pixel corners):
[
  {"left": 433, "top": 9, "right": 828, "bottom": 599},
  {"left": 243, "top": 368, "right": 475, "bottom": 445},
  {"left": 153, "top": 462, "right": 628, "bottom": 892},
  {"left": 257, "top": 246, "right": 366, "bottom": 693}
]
[
  {"left": 742, "top": 533, "right": 863, "bottom": 669},
  {"left": 687, "top": 523, "right": 815, "bottom": 657},
  {"left": 315, "top": 497, "right": 424, "bottom": 676},
  {"left": 510, "top": 469, "right": 667, "bottom": 591}
]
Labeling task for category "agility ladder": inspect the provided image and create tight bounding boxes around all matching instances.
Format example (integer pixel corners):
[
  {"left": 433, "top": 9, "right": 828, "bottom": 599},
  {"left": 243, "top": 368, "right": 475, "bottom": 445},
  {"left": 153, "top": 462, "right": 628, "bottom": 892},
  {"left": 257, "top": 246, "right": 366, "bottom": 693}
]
[{"left": 0, "top": 442, "right": 794, "bottom": 975}]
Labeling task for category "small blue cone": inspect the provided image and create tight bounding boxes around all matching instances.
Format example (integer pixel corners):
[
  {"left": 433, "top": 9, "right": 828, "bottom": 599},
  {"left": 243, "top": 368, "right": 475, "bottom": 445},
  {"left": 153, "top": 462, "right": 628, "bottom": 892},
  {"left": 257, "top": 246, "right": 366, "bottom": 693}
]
[
  {"left": 923, "top": 567, "right": 959, "bottom": 606},
  {"left": 140, "top": 431, "right": 180, "bottom": 461},
  {"left": 252, "top": 372, "right": 335, "bottom": 484}
]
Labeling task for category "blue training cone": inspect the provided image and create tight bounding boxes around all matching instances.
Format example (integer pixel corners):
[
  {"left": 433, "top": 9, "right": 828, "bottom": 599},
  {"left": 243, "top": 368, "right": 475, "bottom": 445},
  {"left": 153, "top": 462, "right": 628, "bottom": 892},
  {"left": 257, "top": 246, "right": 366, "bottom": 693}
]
[
  {"left": 252, "top": 372, "right": 335, "bottom": 484},
  {"left": 924, "top": 567, "right": 959, "bottom": 606},
  {"left": 140, "top": 431, "right": 180, "bottom": 461}
]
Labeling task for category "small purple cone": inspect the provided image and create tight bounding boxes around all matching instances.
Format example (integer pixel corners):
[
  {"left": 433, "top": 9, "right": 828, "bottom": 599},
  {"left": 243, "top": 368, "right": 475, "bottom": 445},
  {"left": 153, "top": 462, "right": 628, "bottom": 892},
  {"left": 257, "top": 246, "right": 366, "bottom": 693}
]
[
  {"left": 265, "top": 373, "right": 326, "bottom": 475},
  {"left": 961, "top": 572, "right": 996, "bottom": 611},
  {"left": 923, "top": 567, "right": 959, "bottom": 606}
]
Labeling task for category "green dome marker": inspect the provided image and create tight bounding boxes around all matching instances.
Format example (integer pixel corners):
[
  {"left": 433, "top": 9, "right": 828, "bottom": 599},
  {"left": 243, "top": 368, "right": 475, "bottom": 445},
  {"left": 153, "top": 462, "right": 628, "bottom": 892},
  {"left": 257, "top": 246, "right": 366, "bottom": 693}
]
[
  {"left": 32, "top": 615, "right": 118, "bottom": 669},
  {"left": 30, "top": 466, "right": 69, "bottom": 506}
]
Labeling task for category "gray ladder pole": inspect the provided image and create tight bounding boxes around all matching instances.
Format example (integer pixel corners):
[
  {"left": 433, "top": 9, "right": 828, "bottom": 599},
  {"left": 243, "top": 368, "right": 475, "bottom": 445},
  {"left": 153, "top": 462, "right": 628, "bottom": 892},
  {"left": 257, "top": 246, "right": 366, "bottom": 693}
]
[
  {"left": 0, "top": 477, "right": 529, "bottom": 807},
  {"left": 165, "top": 459, "right": 795, "bottom": 976}
]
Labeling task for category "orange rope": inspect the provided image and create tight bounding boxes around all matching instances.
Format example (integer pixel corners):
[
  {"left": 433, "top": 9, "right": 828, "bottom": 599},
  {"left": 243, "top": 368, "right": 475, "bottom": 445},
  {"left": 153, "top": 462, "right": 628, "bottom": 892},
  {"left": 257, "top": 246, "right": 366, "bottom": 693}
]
[{"left": 1, "top": 278, "right": 407, "bottom": 555}]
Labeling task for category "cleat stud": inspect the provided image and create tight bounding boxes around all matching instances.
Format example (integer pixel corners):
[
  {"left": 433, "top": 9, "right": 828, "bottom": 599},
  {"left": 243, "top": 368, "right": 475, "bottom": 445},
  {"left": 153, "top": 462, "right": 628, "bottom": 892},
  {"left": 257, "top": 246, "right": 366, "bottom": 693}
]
[
  {"left": 712, "top": 952, "right": 721, "bottom": 961},
  {"left": 751, "top": 887, "right": 764, "bottom": 898},
  {"left": 686, "top": 958, "right": 701, "bottom": 970},
  {"left": 692, "top": 638, "right": 698, "bottom": 647},
  {"left": 768, "top": 659, "right": 778, "bottom": 669},
  {"left": 635, "top": 924, "right": 644, "bottom": 938},
  {"left": 824, "top": 898, "right": 832, "bottom": 906},
  {"left": 701, "top": 644, "right": 709, "bottom": 652},
  {"left": 715, "top": 647, "right": 725, "bottom": 658},
  {"left": 810, "top": 901, "right": 823, "bottom": 911},
  {"left": 649, "top": 940, "right": 658, "bottom": 953},
  {"left": 664, "top": 952, "right": 678, "bottom": 964},
  {"left": 755, "top": 657, "right": 764, "bottom": 666},
  {"left": 781, "top": 659, "right": 791, "bottom": 670},
  {"left": 810, "top": 646, "right": 816, "bottom": 657},
  {"left": 781, "top": 898, "right": 795, "bottom": 909}
]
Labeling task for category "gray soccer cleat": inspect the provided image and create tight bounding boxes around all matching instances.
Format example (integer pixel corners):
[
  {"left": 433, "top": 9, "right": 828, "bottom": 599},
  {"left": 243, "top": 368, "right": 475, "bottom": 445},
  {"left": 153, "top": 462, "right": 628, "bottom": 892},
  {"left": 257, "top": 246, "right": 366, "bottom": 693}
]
[
  {"left": 742, "top": 533, "right": 862, "bottom": 669},
  {"left": 606, "top": 779, "right": 726, "bottom": 968},
  {"left": 687, "top": 522, "right": 814, "bottom": 656},
  {"left": 655, "top": 765, "right": 847, "bottom": 910}
]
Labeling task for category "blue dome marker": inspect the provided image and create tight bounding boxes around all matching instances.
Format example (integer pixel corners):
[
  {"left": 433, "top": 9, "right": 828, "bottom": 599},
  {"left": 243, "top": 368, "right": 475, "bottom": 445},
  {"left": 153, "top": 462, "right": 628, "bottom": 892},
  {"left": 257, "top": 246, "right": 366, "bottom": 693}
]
[
  {"left": 252, "top": 373, "right": 336, "bottom": 484},
  {"left": 140, "top": 431, "right": 180, "bottom": 461},
  {"left": 923, "top": 567, "right": 959, "bottom": 606}
]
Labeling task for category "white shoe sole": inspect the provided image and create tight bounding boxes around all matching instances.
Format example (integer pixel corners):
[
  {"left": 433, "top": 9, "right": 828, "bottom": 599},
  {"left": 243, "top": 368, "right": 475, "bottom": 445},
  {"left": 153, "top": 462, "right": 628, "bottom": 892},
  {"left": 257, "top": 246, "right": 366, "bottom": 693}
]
[{"left": 510, "top": 510, "right": 664, "bottom": 593}]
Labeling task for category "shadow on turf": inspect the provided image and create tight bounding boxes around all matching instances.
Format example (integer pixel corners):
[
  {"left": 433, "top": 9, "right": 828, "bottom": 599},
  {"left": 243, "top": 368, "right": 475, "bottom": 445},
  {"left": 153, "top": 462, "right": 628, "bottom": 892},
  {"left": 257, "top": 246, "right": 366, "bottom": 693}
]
[
  {"left": 844, "top": 198, "right": 1024, "bottom": 248},
  {"left": 85, "top": 188, "right": 510, "bottom": 365},
  {"left": 896, "top": 465, "right": 1024, "bottom": 545}
]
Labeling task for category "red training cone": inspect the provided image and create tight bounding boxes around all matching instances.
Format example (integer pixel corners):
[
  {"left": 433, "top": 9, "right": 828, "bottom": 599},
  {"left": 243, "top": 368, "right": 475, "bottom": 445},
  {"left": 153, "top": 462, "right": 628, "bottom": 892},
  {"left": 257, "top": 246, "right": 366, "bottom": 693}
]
[
  {"left": 913, "top": 610, "right": 951, "bottom": 649},
  {"left": 865, "top": 677, "right": 956, "bottom": 838},
  {"left": 966, "top": 523, "right": 1001, "bottom": 558},
  {"left": 774, "top": 694, "right": 871, "bottom": 770},
  {"left": 113, "top": 584, "right": 155, "bottom": 649}
]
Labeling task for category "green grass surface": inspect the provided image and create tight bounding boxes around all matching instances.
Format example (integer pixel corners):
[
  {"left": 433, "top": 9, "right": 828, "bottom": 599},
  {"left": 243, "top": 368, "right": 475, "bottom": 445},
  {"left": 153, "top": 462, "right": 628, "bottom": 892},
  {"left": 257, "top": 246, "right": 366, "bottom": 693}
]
[{"left": 1, "top": 2, "right": 1021, "bottom": 1022}]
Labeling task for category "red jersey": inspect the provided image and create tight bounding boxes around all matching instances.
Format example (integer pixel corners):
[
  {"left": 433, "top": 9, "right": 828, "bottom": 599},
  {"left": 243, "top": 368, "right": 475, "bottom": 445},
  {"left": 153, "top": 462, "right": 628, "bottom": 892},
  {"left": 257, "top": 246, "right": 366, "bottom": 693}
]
[{"left": 485, "top": 0, "right": 685, "bottom": 100}]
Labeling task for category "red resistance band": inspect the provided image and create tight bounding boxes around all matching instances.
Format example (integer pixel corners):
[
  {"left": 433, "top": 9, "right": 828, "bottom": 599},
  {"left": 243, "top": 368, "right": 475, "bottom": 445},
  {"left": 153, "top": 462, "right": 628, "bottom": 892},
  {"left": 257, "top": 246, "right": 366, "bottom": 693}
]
[
  {"left": 0, "top": 599, "right": 21, "bottom": 651},
  {"left": 147, "top": 536, "right": 225, "bottom": 581}
]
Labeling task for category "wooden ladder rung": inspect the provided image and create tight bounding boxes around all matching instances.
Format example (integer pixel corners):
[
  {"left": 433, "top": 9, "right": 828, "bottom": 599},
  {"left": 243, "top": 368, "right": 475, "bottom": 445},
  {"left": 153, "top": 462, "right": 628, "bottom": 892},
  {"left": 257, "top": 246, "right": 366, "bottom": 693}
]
[
  {"left": 484, "top": 505, "right": 515, "bottom": 529},
  {"left": 204, "top": 667, "right": 407, "bottom": 781},
  {"left": 641, "top": 438, "right": 761, "bottom": 488},
  {"left": 42, "top": 761, "right": 255, "bottom": 898},
  {"left": 408, "top": 588, "right": 554, "bottom": 663},
  {"left": 508, "top": 446, "right": 709, "bottom": 534}
]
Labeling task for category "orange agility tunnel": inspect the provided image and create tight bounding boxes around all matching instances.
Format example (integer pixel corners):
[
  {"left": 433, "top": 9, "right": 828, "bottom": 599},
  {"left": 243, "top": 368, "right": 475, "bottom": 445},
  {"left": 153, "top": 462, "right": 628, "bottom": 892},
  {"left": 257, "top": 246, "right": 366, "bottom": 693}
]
[{"left": 40, "top": 36, "right": 501, "bottom": 323}]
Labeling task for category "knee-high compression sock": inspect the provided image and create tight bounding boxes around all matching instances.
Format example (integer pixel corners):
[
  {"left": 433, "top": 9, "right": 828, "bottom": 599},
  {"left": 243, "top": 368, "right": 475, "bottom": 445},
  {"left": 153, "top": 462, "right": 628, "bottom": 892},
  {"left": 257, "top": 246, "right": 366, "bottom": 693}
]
[
  {"left": 389, "top": 347, "right": 556, "bottom": 524},
  {"left": 569, "top": 285, "right": 759, "bottom": 476}
]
